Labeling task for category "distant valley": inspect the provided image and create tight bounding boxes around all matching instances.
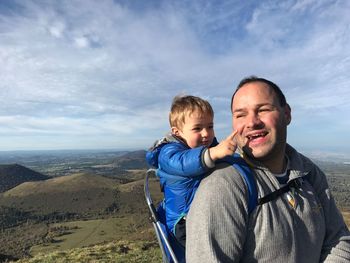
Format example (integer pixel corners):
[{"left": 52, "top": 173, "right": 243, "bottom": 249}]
[{"left": 0, "top": 149, "right": 147, "bottom": 178}]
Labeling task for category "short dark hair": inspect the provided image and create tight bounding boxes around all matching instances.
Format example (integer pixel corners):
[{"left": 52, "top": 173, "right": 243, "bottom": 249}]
[{"left": 230, "top": 76, "right": 287, "bottom": 111}]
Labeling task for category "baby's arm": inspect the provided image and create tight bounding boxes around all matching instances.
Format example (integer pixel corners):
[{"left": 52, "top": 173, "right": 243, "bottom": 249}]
[
  {"left": 208, "top": 130, "right": 238, "bottom": 161},
  {"left": 158, "top": 143, "right": 209, "bottom": 177}
]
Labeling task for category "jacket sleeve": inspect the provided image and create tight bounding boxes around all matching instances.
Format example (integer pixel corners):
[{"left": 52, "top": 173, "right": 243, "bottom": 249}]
[
  {"left": 186, "top": 164, "right": 248, "bottom": 263},
  {"left": 157, "top": 143, "right": 209, "bottom": 177},
  {"left": 145, "top": 148, "right": 160, "bottom": 167},
  {"left": 310, "top": 165, "right": 350, "bottom": 262}
]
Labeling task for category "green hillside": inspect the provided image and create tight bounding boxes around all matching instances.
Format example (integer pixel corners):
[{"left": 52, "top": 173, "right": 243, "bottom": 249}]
[
  {"left": 0, "top": 172, "right": 162, "bottom": 260},
  {"left": 0, "top": 173, "right": 119, "bottom": 216},
  {"left": 112, "top": 150, "right": 148, "bottom": 169},
  {"left": 0, "top": 164, "right": 49, "bottom": 193},
  {"left": 0, "top": 152, "right": 349, "bottom": 262},
  {"left": 14, "top": 240, "right": 162, "bottom": 263}
]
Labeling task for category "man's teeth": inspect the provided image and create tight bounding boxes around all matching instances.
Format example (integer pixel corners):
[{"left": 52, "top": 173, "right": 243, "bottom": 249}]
[{"left": 248, "top": 133, "right": 264, "bottom": 140}]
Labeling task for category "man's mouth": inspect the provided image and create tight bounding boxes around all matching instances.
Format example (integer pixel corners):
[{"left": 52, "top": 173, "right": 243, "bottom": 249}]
[{"left": 246, "top": 131, "right": 268, "bottom": 142}]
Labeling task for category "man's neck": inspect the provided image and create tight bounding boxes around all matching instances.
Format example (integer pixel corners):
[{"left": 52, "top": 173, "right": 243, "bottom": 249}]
[{"left": 264, "top": 154, "right": 287, "bottom": 174}]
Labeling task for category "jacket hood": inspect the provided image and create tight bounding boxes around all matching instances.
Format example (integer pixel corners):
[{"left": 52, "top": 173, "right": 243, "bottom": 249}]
[{"left": 146, "top": 133, "right": 181, "bottom": 167}]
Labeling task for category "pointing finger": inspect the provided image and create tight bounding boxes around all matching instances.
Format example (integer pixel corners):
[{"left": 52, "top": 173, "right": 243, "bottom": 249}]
[{"left": 227, "top": 130, "right": 238, "bottom": 140}]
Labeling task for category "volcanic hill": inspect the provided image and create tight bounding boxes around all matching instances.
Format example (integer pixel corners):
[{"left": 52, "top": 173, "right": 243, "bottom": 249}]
[{"left": 0, "top": 164, "right": 49, "bottom": 193}]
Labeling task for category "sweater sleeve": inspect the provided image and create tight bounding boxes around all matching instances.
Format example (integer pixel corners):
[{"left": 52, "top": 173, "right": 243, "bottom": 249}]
[
  {"left": 186, "top": 163, "right": 249, "bottom": 263},
  {"left": 310, "top": 165, "right": 350, "bottom": 262},
  {"left": 158, "top": 143, "right": 208, "bottom": 177}
]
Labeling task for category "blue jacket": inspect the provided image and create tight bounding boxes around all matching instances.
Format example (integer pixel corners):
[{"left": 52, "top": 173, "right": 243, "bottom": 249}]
[{"left": 146, "top": 134, "right": 220, "bottom": 233}]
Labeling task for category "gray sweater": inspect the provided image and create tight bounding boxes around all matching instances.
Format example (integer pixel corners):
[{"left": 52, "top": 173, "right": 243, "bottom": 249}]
[{"left": 186, "top": 145, "right": 350, "bottom": 262}]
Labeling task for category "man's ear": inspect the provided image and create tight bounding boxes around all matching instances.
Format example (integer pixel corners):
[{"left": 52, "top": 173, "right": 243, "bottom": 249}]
[
  {"left": 171, "top": 126, "right": 181, "bottom": 136},
  {"left": 285, "top": 104, "right": 292, "bottom": 125}
]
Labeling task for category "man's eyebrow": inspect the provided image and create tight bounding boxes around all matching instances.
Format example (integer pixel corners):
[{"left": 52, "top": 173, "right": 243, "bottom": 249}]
[
  {"left": 232, "top": 103, "right": 276, "bottom": 113},
  {"left": 232, "top": 108, "right": 245, "bottom": 114},
  {"left": 258, "top": 103, "right": 277, "bottom": 108}
]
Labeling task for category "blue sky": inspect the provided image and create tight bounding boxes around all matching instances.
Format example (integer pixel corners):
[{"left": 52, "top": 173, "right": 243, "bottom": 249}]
[{"left": 0, "top": 0, "right": 349, "bottom": 158}]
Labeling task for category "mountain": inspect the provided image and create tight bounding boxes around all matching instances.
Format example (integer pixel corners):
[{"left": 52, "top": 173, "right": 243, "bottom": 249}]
[
  {"left": 0, "top": 173, "right": 120, "bottom": 217},
  {"left": 120, "top": 150, "right": 147, "bottom": 159},
  {"left": 0, "top": 172, "right": 161, "bottom": 260},
  {"left": 0, "top": 171, "right": 159, "bottom": 220},
  {"left": 113, "top": 150, "right": 148, "bottom": 169},
  {"left": 0, "top": 164, "right": 49, "bottom": 193}
]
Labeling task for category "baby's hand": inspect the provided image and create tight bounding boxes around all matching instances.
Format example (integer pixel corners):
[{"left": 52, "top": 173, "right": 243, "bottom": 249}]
[{"left": 208, "top": 131, "right": 238, "bottom": 161}]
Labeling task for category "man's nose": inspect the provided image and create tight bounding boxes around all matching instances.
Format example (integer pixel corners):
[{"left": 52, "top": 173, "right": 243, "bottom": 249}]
[{"left": 246, "top": 113, "right": 262, "bottom": 128}]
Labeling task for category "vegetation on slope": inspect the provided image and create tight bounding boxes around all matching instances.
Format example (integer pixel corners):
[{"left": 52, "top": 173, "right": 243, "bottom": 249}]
[
  {"left": 0, "top": 173, "right": 120, "bottom": 216},
  {"left": 13, "top": 240, "right": 162, "bottom": 263},
  {"left": 0, "top": 151, "right": 348, "bottom": 262},
  {"left": 0, "top": 173, "right": 161, "bottom": 260},
  {"left": 0, "top": 164, "right": 49, "bottom": 193}
]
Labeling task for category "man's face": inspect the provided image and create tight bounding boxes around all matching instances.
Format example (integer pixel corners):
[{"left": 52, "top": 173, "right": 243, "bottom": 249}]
[
  {"left": 173, "top": 110, "right": 215, "bottom": 149},
  {"left": 231, "top": 82, "right": 291, "bottom": 163}
]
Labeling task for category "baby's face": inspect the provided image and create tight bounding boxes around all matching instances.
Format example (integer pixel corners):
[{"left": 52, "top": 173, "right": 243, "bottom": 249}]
[{"left": 177, "top": 110, "right": 215, "bottom": 149}]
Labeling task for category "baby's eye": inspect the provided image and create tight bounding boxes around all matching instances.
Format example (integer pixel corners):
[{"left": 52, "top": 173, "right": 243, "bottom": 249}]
[{"left": 192, "top": 127, "right": 201, "bottom": 131}]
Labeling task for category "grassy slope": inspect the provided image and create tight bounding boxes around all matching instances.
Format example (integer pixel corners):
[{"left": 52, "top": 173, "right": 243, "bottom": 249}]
[
  {"left": 29, "top": 217, "right": 156, "bottom": 255},
  {"left": 13, "top": 210, "right": 350, "bottom": 263},
  {"left": 15, "top": 240, "right": 162, "bottom": 263},
  {"left": 0, "top": 173, "right": 119, "bottom": 215},
  {"left": 0, "top": 164, "right": 49, "bottom": 193},
  {"left": 9, "top": 176, "right": 163, "bottom": 262},
  {"left": 0, "top": 172, "right": 161, "bottom": 259},
  {"left": 28, "top": 176, "right": 162, "bottom": 254},
  {"left": 3, "top": 176, "right": 162, "bottom": 262},
  {"left": 4, "top": 169, "right": 349, "bottom": 262}
]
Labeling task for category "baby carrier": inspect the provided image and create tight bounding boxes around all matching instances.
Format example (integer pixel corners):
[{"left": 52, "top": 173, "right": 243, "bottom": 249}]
[{"left": 144, "top": 154, "right": 259, "bottom": 263}]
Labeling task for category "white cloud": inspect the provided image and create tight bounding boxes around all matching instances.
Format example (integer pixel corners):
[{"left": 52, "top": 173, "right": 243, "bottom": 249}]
[
  {"left": 0, "top": 0, "right": 349, "bottom": 151},
  {"left": 48, "top": 21, "right": 66, "bottom": 38},
  {"left": 74, "top": 36, "right": 89, "bottom": 48}
]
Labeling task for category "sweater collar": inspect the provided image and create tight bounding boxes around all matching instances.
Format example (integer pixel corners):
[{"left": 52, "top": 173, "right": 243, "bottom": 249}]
[{"left": 239, "top": 144, "right": 312, "bottom": 179}]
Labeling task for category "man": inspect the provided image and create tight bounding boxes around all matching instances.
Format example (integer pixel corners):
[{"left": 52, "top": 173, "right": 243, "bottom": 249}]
[{"left": 186, "top": 76, "right": 350, "bottom": 262}]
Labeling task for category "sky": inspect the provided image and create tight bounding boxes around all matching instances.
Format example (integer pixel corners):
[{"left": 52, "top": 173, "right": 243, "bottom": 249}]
[{"left": 0, "top": 0, "right": 349, "bottom": 158}]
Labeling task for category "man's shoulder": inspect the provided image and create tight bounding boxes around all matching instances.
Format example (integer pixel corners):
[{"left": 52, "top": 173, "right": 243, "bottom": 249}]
[
  {"left": 190, "top": 162, "right": 251, "bottom": 211},
  {"left": 200, "top": 162, "right": 247, "bottom": 189}
]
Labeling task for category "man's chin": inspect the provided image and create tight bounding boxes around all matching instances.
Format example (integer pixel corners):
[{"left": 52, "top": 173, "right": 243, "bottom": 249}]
[{"left": 242, "top": 145, "right": 269, "bottom": 161}]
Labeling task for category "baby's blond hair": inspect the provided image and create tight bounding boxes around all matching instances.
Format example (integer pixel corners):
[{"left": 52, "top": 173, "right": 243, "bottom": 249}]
[{"left": 169, "top": 95, "right": 214, "bottom": 130}]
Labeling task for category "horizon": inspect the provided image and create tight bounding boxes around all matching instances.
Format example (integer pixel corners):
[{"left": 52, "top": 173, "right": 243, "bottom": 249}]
[
  {"left": 0, "top": 147, "right": 349, "bottom": 164},
  {"left": 0, "top": 1, "right": 349, "bottom": 152}
]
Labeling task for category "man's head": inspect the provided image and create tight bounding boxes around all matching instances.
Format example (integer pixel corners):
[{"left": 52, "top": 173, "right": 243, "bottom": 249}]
[
  {"left": 231, "top": 76, "right": 291, "bottom": 172},
  {"left": 169, "top": 95, "right": 215, "bottom": 148},
  {"left": 231, "top": 76, "right": 287, "bottom": 110}
]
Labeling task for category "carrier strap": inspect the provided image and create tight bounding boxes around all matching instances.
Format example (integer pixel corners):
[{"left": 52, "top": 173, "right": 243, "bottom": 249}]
[
  {"left": 258, "top": 178, "right": 303, "bottom": 205},
  {"left": 233, "top": 161, "right": 258, "bottom": 214},
  {"left": 231, "top": 155, "right": 305, "bottom": 212}
]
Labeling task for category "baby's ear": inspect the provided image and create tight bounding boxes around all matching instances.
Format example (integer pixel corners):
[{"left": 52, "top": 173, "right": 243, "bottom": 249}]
[{"left": 171, "top": 126, "right": 180, "bottom": 136}]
